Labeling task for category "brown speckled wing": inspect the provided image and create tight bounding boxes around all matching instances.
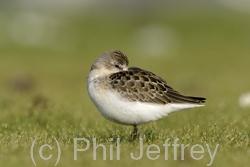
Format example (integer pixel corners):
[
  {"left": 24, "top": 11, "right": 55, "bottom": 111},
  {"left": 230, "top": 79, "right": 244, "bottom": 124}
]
[{"left": 109, "top": 67, "right": 206, "bottom": 105}]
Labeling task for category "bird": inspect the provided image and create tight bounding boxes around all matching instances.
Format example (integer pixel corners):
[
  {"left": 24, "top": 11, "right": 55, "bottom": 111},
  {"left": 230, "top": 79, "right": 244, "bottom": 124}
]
[{"left": 87, "top": 50, "right": 206, "bottom": 139}]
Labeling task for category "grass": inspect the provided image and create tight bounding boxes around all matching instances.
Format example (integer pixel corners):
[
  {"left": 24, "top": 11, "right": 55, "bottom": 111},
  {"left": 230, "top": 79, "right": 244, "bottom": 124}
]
[{"left": 0, "top": 6, "right": 250, "bottom": 167}]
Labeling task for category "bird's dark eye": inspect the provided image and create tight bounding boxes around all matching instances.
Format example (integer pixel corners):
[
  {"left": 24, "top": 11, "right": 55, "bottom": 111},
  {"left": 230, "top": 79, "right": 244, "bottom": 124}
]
[{"left": 115, "top": 65, "right": 119, "bottom": 68}]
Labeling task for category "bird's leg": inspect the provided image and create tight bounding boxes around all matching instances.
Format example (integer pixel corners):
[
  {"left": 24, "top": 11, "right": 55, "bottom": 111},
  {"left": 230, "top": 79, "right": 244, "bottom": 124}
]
[{"left": 132, "top": 125, "right": 138, "bottom": 140}]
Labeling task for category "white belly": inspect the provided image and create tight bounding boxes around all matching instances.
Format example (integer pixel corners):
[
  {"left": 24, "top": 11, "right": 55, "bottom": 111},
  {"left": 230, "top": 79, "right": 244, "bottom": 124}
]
[{"left": 87, "top": 80, "right": 203, "bottom": 125}]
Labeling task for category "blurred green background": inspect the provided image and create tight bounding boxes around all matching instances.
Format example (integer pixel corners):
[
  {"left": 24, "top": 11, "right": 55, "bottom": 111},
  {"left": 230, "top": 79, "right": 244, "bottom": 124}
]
[{"left": 0, "top": 1, "right": 250, "bottom": 167}]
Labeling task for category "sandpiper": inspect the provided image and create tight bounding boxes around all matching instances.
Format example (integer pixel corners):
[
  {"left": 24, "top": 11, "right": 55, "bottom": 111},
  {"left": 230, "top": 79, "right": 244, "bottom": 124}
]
[{"left": 87, "top": 50, "right": 206, "bottom": 139}]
